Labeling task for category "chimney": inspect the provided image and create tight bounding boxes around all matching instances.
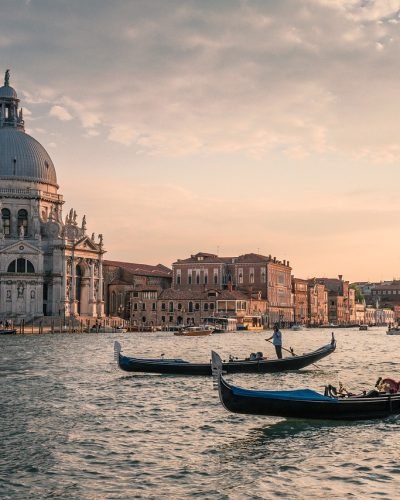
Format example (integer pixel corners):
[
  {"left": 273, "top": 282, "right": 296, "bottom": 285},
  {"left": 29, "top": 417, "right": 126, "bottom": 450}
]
[{"left": 338, "top": 275, "right": 343, "bottom": 281}]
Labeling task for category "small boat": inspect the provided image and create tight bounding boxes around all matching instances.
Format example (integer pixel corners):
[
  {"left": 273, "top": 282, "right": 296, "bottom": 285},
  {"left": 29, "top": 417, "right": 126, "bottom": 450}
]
[
  {"left": 114, "top": 335, "right": 336, "bottom": 375},
  {"left": 174, "top": 326, "right": 213, "bottom": 337},
  {"left": 0, "top": 329, "right": 17, "bottom": 335},
  {"left": 291, "top": 324, "right": 303, "bottom": 331},
  {"left": 211, "top": 351, "right": 400, "bottom": 421},
  {"left": 359, "top": 325, "right": 368, "bottom": 331},
  {"left": 0, "top": 328, "right": 17, "bottom": 335},
  {"left": 387, "top": 328, "right": 400, "bottom": 335}
]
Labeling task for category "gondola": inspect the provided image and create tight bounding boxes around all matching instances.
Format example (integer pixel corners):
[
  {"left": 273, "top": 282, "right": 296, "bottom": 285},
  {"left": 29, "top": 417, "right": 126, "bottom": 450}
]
[
  {"left": 211, "top": 351, "right": 400, "bottom": 421},
  {"left": 114, "top": 334, "right": 336, "bottom": 376}
]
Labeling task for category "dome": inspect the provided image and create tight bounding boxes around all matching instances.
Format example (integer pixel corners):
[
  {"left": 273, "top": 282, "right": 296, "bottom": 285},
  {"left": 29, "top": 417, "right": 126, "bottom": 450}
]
[
  {"left": 0, "top": 85, "right": 18, "bottom": 99},
  {"left": 0, "top": 128, "right": 58, "bottom": 187}
]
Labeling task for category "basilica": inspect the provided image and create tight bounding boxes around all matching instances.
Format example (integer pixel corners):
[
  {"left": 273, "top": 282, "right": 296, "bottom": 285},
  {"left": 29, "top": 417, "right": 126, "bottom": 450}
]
[{"left": 0, "top": 71, "right": 105, "bottom": 323}]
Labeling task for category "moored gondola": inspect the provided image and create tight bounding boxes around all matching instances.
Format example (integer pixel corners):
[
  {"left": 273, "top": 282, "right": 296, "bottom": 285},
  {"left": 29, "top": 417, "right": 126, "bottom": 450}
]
[
  {"left": 211, "top": 351, "right": 400, "bottom": 421},
  {"left": 114, "top": 334, "right": 336, "bottom": 376}
]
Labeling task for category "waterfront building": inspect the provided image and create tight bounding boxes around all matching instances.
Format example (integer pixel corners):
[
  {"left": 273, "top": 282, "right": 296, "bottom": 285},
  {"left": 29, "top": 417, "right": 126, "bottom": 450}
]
[
  {"left": 291, "top": 277, "right": 308, "bottom": 325},
  {"left": 307, "top": 280, "right": 328, "bottom": 326},
  {"left": 0, "top": 71, "right": 105, "bottom": 323},
  {"left": 172, "top": 252, "right": 292, "bottom": 326},
  {"left": 355, "top": 302, "right": 366, "bottom": 325},
  {"left": 103, "top": 260, "right": 172, "bottom": 319},
  {"left": 314, "top": 275, "right": 355, "bottom": 325},
  {"left": 128, "top": 287, "right": 266, "bottom": 330},
  {"left": 370, "top": 281, "right": 400, "bottom": 309}
]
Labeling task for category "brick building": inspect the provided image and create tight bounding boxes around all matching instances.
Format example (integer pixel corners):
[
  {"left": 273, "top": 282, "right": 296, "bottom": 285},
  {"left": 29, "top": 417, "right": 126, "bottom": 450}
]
[
  {"left": 307, "top": 280, "right": 328, "bottom": 326},
  {"left": 103, "top": 260, "right": 172, "bottom": 318},
  {"left": 314, "top": 275, "right": 356, "bottom": 325},
  {"left": 172, "top": 252, "right": 292, "bottom": 326},
  {"left": 292, "top": 278, "right": 308, "bottom": 325}
]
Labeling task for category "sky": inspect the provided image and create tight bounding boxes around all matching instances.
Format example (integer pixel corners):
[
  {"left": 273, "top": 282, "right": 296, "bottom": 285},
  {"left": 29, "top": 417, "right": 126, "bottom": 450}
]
[{"left": 1, "top": 0, "right": 400, "bottom": 282}]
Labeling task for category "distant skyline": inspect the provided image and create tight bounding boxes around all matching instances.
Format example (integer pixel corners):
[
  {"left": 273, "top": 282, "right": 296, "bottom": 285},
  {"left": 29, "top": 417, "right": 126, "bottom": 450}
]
[{"left": 2, "top": 0, "right": 400, "bottom": 282}]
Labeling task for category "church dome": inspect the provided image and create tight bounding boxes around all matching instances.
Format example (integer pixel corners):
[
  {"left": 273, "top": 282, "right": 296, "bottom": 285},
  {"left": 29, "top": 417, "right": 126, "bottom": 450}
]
[
  {"left": 0, "top": 69, "right": 58, "bottom": 188},
  {"left": 0, "top": 85, "right": 17, "bottom": 99},
  {"left": 0, "top": 128, "right": 58, "bottom": 187}
]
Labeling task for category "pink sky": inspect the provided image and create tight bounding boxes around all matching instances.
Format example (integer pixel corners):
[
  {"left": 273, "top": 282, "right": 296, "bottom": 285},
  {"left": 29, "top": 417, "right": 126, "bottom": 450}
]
[{"left": 2, "top": 0, "right": 400, "bottom": 282}]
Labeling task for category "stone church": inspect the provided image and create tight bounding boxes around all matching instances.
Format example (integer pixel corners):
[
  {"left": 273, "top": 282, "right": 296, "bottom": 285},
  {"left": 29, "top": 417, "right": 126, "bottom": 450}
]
[{"left": 0, "top": 70, "right": 105, "bottom": 323}]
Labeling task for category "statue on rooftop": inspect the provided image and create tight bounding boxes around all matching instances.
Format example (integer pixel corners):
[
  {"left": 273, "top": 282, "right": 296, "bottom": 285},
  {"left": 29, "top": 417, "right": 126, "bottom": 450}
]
[{"left": 4, "top": 69, "right": 10, "bottom": 86}]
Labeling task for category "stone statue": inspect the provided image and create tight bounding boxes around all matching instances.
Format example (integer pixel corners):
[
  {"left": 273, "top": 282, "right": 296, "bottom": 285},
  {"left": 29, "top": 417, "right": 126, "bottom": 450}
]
[
  {"left": 19, "top": 224, "right": 25, "bottom": 239},
  {"left": 91, "top": 232, "right": 95, "bottom": 241},
  {"left": 82, "top": 215, "right": 87, "bottom": 231},
  {"left": 17, "top": 282, "right": 24, "bottom": 298},
  {"left": 69, "top": 208, "right": 73, "bottom": 223},
  {"left": 4, "top": 69, "right": 10, "bottom": 86},
  {"left": 98, "top": 234, "right": 103, "bottom": 246},
  {"left": 73, "top": 210, "right": 77, "bottom": 225}
]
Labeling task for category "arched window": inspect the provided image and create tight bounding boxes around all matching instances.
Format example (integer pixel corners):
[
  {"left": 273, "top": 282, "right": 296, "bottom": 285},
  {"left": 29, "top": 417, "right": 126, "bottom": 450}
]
[
  {"left": 2, "top": 208, "right": 11, "bottom": 236},
  {"left": 204, "top": 274, "right": 208, "bottom": 285},
  {"left": 18, "top": 209, "right": 28, "bottom": 237},
  {"left": 7, "top": 258, "right": 35, "bottom": 273},
  {"left": 188, "top": 302, "right": 193, "bottom": 312},
  {"left": 188, "top": 274, "right": 192, "bottom": 285}
]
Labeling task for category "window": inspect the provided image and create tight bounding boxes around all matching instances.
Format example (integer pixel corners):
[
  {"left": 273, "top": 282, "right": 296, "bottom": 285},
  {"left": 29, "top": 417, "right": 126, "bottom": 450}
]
[
  {"left": 204, "top": 303, "right": 209, "bottom": 311},
  {"left": 152, "top": 303, "right": 156, "bottom": 311},
  {"left": 161, "top": 303, "right": 166, "bottom": 310},
  {"left": 7, "top": 258, "right": 35, "bottom": 273},
  {"left": 196, "top": 272, "right": 200, "bottom": 284},
  {"left": 2, "top": 208, "right": 11, "bottom": 236},
  {"left": 169, "top": 302, "right": 174, "bottom": 312},
  {"left": 204, "top": 272, "right": 208, "bottom": 285},
  {"left": 18, "top": 209, "right": 28, "bottom": 237},
  {"left": 188, "top": 302, "right": 193, "bottom": 312},
  {"left": 188, "top": 274, "right": 192, "bottom": 285},
  {"left": 195, "top": 303, "right": 200, "bottom": 310},
  {"left": 176, "top": 270, "right": 181, "bottom": 285},
  {"left": 249, "top": 268, "right": 254, "bottom": 284}
]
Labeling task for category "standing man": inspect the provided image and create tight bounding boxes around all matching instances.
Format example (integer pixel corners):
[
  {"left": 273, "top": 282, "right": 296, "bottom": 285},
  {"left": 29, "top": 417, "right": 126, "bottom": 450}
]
[{"left": 266, "top": 325, "right": 283, "bottom": 359}]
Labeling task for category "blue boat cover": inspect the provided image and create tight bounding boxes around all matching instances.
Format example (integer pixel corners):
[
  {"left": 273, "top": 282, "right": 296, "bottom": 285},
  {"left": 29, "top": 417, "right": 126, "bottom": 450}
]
[{"left": 231, "top": 387, "right": 337, "bottom": 402}]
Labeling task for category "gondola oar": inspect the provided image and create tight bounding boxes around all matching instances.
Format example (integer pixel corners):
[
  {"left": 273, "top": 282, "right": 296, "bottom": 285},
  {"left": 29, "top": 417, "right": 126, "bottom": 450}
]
[
  {"left": 265, "top": 338, "right": 321, "bottom": 369},
  {"left": 265, "top": 338, "right": 296, "bottom": 356}
]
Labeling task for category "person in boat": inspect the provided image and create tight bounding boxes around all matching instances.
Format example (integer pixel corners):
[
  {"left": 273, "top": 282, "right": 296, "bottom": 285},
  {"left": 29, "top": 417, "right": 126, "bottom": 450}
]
[{"left": 266, "top": 325, "right": 283, "bottom": 359}]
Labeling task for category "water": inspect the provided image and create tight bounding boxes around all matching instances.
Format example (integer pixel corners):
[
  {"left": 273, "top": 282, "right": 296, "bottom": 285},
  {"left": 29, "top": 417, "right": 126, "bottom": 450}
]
[{"left": 1, "top": 328, "right": 400, "bottom": 499}]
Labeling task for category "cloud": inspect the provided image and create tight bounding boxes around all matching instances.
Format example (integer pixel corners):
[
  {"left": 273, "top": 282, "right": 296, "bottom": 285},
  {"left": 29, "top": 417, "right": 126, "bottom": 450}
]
[{"left": 49, "top": 105, "right": 73, "bottom": 121}]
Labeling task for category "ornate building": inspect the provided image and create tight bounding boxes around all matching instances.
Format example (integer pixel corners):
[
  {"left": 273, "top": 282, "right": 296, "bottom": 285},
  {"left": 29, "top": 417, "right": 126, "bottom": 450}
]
[{"left": 0, "top": 70, "right": 105, "bottom": 323}]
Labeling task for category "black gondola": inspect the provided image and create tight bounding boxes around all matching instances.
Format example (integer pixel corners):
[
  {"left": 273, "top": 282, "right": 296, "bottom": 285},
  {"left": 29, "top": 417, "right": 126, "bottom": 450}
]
[
  {"left": 211, "top": 351, "right": 400, "bottom": 421},
  {"left": 114, "top": 334, "right": 336, "bottom": 376}
]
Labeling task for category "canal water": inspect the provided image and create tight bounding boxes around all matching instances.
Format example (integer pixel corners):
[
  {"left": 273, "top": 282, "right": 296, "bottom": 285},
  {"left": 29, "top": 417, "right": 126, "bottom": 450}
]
[{"left": 1, "top": 327, "right": 400, "bottom": 499}]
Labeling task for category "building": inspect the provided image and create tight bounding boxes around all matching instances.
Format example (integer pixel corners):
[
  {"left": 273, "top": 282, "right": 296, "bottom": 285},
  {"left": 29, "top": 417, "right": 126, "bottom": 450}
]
[
  {"left": 370, "top": 281, "right": 400, "bottom": 309},
  {"left": 172, "top": 252, "right": 293, "bottom": 326},
  {"left": 292, "top": 277, "right": 308, "bottom": 325},
  {"left": 314, "top": 275, "right": 356, "bottom": 325},
  {"left": 0, "top": 71, "right": 105, "bottom": 323},
  {"left": 307, "top": 280, "right": 328, "bottom": 326},
  {"left": 103, "top": 260, "right": 172, "bottom": 320}
]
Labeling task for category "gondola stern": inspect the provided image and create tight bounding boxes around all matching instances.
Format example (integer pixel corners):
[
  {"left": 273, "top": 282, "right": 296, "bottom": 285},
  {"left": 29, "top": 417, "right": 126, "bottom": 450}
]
[{"left": 114, "top": 341, "right": 122, "bottom": 365}]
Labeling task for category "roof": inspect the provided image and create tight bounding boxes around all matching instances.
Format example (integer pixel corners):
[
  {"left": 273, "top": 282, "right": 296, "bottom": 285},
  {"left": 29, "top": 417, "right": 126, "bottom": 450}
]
[
  {"left": 103, "top": 259, "right": 172, "bottom": 278},
  {"left": 0, "top": 128, "right": 58, "bottom": 187},
  {"left": 0, "top": 84, "right": 17, "bottom": 99}
]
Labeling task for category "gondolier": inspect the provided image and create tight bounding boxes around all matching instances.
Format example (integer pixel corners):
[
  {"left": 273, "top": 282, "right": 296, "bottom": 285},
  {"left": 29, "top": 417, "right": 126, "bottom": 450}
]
[{"left": 266, "top": 325, "right": 283, "bottom": 359}]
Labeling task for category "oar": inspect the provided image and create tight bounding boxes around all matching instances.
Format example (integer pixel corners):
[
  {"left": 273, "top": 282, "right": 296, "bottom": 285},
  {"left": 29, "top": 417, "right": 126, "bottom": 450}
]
[
  {"left": 265, "top": 338, "right": 321, "bottom": 369},
  {"left": 265, "top": 338, "right": 296, "bottom": 356}
]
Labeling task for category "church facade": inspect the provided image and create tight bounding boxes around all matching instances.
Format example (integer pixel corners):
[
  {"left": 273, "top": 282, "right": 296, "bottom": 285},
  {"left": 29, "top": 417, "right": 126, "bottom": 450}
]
[{"left": 0, "top": 70, "right": 105, "bottom": 323}]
